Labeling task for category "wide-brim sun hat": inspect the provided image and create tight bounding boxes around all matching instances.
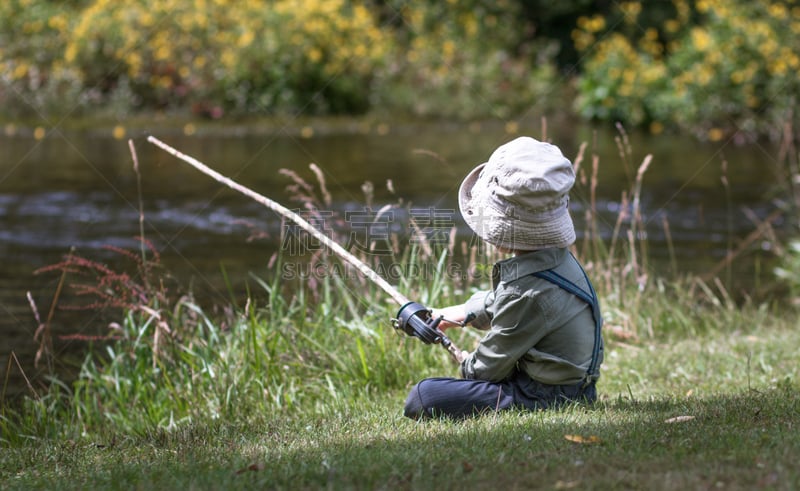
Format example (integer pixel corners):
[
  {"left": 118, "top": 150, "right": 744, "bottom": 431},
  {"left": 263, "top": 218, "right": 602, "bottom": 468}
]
[{"left": 458, "top": 136, "right": 576, "bottom": 251}]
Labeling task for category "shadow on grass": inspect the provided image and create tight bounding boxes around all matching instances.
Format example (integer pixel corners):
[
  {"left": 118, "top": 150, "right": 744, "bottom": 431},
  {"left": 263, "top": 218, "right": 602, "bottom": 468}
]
[
  {"left": 215, "top": 386, "right": 800, "bottom": 490},
  {"left": 4, "top": 385, "right": 797, "bottom": 490}
]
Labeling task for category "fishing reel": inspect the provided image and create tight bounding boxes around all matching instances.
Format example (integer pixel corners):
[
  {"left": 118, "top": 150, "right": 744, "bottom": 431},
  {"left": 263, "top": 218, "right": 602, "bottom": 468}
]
[{"left": 392, "top": 301, "right": 452, "bottom": 348}]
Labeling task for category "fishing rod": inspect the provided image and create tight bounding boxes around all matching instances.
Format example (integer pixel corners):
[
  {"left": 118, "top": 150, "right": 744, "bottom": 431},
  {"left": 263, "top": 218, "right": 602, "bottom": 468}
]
[{"left": 146, "top": 136, "right": 465, "bottom": 363}]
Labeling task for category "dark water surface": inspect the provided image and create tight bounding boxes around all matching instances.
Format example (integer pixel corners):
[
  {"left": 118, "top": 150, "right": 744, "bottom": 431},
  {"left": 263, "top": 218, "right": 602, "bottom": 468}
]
[{"left": 0, "top": 119, "right": 788, "bottom": 394}]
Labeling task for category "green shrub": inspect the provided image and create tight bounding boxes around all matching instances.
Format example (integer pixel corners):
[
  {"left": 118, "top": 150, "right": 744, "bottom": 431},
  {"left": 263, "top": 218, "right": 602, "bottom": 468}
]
[
  {"left": 0, "top": 0, "right": 83, "bottom": 118},
  {"left": 62, "top": 0, "right": 390, "bottom": 116},
  {"left": 575, "top": 31, "right": 668, "bottom": 127},
  {"left": 574, "top": 0, "right": 800, "bottom": 140},
  {"left": 662, "top": 0, "right": 800, "bottom": 140},
  {"left": 223, "top": 0, "right": 390, "bottom": 115},
  {"left": 0, "top": 0, "right": 562, "bottom": 120},
  {"left": 375, "top": 0, "right": 560, "bottom": 120}
]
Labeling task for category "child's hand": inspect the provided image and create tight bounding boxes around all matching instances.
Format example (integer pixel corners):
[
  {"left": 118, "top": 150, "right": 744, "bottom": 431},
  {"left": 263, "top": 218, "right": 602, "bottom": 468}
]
[{"left": 431, "top": 304, "right": 468, "bottom": 330}]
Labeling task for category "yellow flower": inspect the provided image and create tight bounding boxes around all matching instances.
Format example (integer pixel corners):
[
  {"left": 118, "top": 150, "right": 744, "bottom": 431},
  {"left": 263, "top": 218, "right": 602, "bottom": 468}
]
[
  {"left": 442, "top": 40, "right": 455, "bottom": 60},
  {"left": 64, "top": 42, "right": 77, "bottom": 63},
  {"left": 768, "top": 3, "right": 787, "bottom": 19},
  {"left": 13, "top": 63, "right": 28, "bottom": 80},
  {"left": 572, "top": 30, "right": 595, "bottom": 52},
  {"left": 673, "top": 0, "right": 691, "bottom": 23},
  {"left": 758, "top": 38, "right": 778, "bottom": 58},
  {"left": 126, "top": 53, "right": 142, "bottom": 75},
  {"left": 308, "top": 47, "right": 323, "bottom": 63},
  {"left": 581, "top": 15, "right": 605, "bottom": 33},
  {"left": 238, "top": 30, "right": 254, "bottom": 48},
  {"left": 623, "top": 69, "right": 636, "bottom": 84},
  {"left": 221, "top": 49, "right": 235, "bottom": 68},
  {"left": 354, "top": 44, "right": 367, "bottom": 59},
  {"left": 155, "top": 44, "right": 171, "bottom": 61},
  {"left": 769, "top": 58, "right": 787, "bottom": 76},
  {"left": 649, "top": 121, "right": 664, "bottom": 135},
  {"left": 695, "top": 66, "right": 713, "bottom": 85},
  {"left": 664, "top": 19, "right": 681, "bottom": 33},
  {"left": 620, "top": 2, "right": 642, "bottom": 22},
  {"left": 787, "top": 53, "right": 800, "bottom": 70},
  {"left": 463, "top": 15, "right": 478, "bottom": 37},
  {"left": 194, "top": 56, "right": 206, "bottom": 69},
  {"left": 140, "top": 12, "right": 154, "bottom": 27},
  {"left": 47, "top": 15, "right": 67, "bottom": 32},
  {"left": 707, "top": 127, "right": 724, "bottom": 142},
  {"left": 691, "top": 28, "right": 711, "bottom": 51},
  {"left": 504, "top": 121, "right": 519, "bottom": 134},
  {"left": 112, "top": 125, "right": 126, "bottom": 140}
]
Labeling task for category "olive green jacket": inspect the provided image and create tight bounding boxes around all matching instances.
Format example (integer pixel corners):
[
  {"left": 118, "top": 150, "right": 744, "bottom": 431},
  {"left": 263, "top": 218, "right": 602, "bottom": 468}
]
[{"left": 461, "top": 247, "right": 603, "bottom": 385}]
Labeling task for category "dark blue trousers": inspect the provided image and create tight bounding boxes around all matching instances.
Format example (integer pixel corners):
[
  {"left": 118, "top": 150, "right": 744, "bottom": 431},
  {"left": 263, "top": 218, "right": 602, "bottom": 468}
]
[{"left": 404, "top": 370, "right": 596, "bottom": 419}]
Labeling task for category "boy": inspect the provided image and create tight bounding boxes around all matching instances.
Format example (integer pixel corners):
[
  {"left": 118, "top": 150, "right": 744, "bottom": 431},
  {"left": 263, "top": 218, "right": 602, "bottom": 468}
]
[{"left": 404, "top": 136, "right": 604, "bottom": 419}]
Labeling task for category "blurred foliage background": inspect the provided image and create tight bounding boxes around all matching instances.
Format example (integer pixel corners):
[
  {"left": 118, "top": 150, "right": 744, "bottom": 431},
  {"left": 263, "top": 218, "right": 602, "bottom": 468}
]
[{"left": 1, "top": 0, "right": 799, "bottom": 140}]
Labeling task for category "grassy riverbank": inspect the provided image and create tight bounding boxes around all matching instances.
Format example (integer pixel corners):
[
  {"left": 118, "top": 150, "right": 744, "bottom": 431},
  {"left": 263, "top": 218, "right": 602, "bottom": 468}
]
[
  {"left": 3, "top": 130, "right": 799, "bottom": 489},
  {"left": 2, "top": 229, "right": 799, "bottom": 488},
  {"left": 2, "top": 302, "right": 798, "bottom": 489}
]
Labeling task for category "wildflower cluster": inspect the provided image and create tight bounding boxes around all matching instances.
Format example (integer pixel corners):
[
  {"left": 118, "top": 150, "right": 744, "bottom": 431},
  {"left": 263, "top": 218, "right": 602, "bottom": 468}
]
[
  {"left": 375, "top": 0, "right": 558, "bottom": 120},
  {"left": 575, "top": 0, "right": 800, "bottom": 140},
  {"left": 0, "top": 0, "right": 83, "bottom": 117},
  {"left": 0, "top": 0, "right": 560, "bottom": 120},
  {"left": 63, "top": 0, "right": 390, "bottom": 116},
  {"left": 4, "top": 0, "right": 798, "bottom": 133}
]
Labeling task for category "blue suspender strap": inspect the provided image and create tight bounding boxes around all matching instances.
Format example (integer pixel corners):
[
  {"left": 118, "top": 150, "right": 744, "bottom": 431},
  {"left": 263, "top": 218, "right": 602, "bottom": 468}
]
[{"left": 532, "top": 257, "right": 603, "bottom": 387}]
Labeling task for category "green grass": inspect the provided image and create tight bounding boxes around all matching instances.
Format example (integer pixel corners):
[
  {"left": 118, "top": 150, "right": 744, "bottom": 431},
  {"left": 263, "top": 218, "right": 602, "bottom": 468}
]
[
  {"left": 2, "top": 270, "right": 798, "bottom": 490},
  {"left": 2, "top": 379, "right": 798, "bottom": 489}
]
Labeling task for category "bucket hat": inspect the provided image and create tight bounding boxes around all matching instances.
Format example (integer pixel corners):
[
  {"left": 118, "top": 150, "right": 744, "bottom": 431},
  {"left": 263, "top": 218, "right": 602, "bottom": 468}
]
[{"left": 458, "top": 136, "right": 576, "bottom": 251}]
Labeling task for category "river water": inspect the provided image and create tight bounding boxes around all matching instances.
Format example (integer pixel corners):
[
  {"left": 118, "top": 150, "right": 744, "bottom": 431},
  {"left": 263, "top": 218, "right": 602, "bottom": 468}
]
[{"left": 0, "top": 118, "right": 790, "bottom": 395}]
